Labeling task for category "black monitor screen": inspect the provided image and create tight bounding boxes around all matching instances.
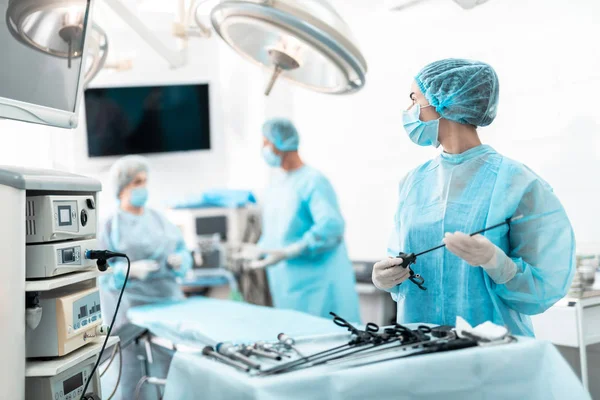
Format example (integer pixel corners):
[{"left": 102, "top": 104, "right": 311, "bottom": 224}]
[
  {"left": 196, "top": 216, "right": 228, "bottom": 241},
  {"left": 85, "top": 84, "right": 211, "bottom": 157}
]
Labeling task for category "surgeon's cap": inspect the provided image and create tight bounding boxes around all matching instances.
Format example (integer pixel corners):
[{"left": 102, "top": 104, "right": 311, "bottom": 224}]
[
  {"left": 415, "top": 59, "right": 499, "bottom": 127},
  {"left": 262, "top": 118, "right": 300, "bottom": 151},
  {"left": 109, "top": 155, "right": 149, "bottom": 198}
]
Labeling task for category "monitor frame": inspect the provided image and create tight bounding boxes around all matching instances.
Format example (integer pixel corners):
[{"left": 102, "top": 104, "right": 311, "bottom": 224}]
[{"left": 0, "top": 0, "right": 95, "bottom": 129}]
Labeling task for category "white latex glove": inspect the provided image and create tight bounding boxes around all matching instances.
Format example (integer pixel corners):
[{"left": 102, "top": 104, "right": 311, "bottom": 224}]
[
  {"left": 280, "top": 242, "right": 307, "bottom": 258},
  {"left": 372, "top": 257, "right": 411, "bottom": 290},
  {"left": 129, "top": 260, "right": 160, "bottom": 280},
  {"left": 443, "top": 233, "right": 495, "bottom": 266},
  {"left": 248, "top": 242, "right": 307, "bottom": 269},
  {"left": 238, "top": 244, "right": 267, "bottom": 261},
  {"left": 443, "top": 232, "right": 517, "bottom": 284},
  {"left": 248, "top": 252, "right": 286, "bottom": 270},
  {"left": 167, "top": 254, "right": 183, "bottom": 271}
]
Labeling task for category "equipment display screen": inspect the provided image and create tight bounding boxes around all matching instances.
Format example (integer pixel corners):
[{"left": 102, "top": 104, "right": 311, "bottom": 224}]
[
  {"left": 90, "top": 303, "right": 101, "bottom": 314},
  {"left": 63, "top": 372, "right": 83, "bottom": 395},
  {"left": 85, "top": 83, "right": 211, "bottom": 157},
  {"left": 58, "top": 206, "right": 72, "bottom": 226},
  {"left": 63, "top": 248, "right": 75, "bottom": 263},
  {"left": 72, "top": 291, "right": 101, "bottom": 328}
]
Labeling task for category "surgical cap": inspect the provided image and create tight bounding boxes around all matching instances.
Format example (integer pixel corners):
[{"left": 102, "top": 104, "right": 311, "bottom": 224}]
[
  {"left": 110, "top": 155, "right": 149, "bottom": 198},
  {"left": 262, "top": 118, "right": 300, "bottom": 151},
  {"left": 415, "top": 59, "right": 499, "bottom": 127}
]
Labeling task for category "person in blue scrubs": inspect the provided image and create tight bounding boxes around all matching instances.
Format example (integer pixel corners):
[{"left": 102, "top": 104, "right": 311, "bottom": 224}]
[
  {"left": 372, "top": 59, "right": 575, "bottom": 337},
  {"left": 99, "top": 155, "right": 192, "bottom": 399},
  {"left": 253, "top": 118, "right": 361, "bottom": 323}
]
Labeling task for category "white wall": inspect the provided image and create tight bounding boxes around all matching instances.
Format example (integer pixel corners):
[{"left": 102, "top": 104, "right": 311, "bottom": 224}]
[{"left": 0, "top": 119, "right": 56, "bottom": 168}]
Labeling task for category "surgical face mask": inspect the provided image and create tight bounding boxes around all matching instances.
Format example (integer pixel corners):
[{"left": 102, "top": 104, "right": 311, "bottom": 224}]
[
  {"left": 129, "top": 187, "right": 148, "bottom": 208},
  {"left": 262, "top": 146, "right": 282, "bottom": 167},
  {"left": 402, "top": 103, "right": 441, "bottom": 148}
]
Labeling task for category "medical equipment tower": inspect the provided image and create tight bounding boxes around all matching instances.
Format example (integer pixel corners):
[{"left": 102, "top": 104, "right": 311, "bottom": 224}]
[{"left": 0, "top": 167, "right": 107, "bottom": 399}]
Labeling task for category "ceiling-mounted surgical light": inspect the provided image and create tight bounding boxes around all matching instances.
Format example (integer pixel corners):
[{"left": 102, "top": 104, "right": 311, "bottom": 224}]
[
  {"left": 6, "top": 0, "right": 89, "bottom": 68},
  {"left": 83, "top": 23, "right": 108, "bottom": 87},
  {"left": 211, "top": 0, "right": 368, "bottom": 96}
]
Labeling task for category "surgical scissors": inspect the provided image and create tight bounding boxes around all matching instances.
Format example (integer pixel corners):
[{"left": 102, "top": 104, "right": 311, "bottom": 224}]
[
  {"left": 310, "top": 324, "right": 433, "bottom": 367},
  {"left": 331, "top": 312, "right": 379, "bottom": 343},
  {"left": 260, "top": 314, "right": 381, "bottom": 376}
]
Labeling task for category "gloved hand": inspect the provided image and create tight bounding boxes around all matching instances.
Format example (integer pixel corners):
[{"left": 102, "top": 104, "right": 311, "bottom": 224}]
[
  {"left": 372, "top": 257, "right": 411, "bottom": 290},
  {"left": 443, "top": 233, "right": 495, "bottom": 266},
  {"left": 167, "top": 254, "right": 183, "bottom": 271},
  {"left": 238, "top": 244, "right": 267, "bottom": 261},
  {"left": 129, "top": 260, "right": 160, "bottom": 280},
  {"left": 248, "top": 252, "right": 286, "bottom": 270},
  {"left": 248, "top": 242, "right": 307, "bottom": 270},
  {"left": 280, "top": 242, "right": 307, "bottom": 259},
  {"left": 443, "top": 232, "right": 517, "bottom": 284}
]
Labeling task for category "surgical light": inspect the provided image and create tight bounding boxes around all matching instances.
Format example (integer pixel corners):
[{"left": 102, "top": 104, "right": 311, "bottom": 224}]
[
  {"left": 6, "top": 0, "right": 88, "bottom": 67},
  {"left": 83, "top": 23, "right": 108, "bottom": 87},
  {"left": 211, "top": 0, "right": 368, "bottom": 96}
]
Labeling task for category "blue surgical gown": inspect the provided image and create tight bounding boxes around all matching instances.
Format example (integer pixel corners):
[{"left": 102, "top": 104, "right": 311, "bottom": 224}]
[
  {"left": 98, "top": 208, "right": 192, "bottom": 399},
  {"left": 99, "top": 208, "right": 192, "bottom": 310},
  {"left": 387, "top": 145, "right": 575, "bottom": 337},
  {"left": 259, "top": 166, "right": 361, "bottom": 323}
]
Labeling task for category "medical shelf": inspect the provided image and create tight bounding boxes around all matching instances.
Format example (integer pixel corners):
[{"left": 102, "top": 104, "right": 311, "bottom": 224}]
[
  {"left": 25, "top": 270, "right": 111, "bottom": 292},
  {"left": 26, "top": 336, "right": 119, "bottom": 377}
]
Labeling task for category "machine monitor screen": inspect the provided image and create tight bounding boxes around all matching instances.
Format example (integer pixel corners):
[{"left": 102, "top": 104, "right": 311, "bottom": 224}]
[
  {"left": 84, "top": 83, "right": 211, "bottom": 157},
  {"left": 63, "top": 248, "right": 75, "bottom": 263},
  {"left": 72, "top": 291, "right": 101, "bottom": 327},
  {"left": 63, "top": 372, "right": 83, "bottom": 395},
  {"left": 58, "top": 206, "right": 72, "bottom": 226},
  {"left": 0, "top": 0, "right": 93, "bottom": 127},
  {"left": 195, "top": 216, "right": 228, "bottom": 241}
]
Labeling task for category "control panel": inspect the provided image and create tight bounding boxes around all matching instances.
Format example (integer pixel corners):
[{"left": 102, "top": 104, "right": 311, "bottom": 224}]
[
  {"left": 26, "top": 357, "right": 100, "bottom": 400},
  {"left": 26, "top": 195, "right": 97, "bottom": 244},
  {"left": 26, "top": 239, "right": 98, "bottom": 279},
  {"left": 27, "top": 287, "right": 103, "bottom": 358},
  {"left": 72, "top": 291, "right": 102, "bottom": 332}
]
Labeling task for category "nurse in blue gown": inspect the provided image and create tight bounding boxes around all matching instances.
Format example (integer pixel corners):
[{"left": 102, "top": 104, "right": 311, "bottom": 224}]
[
  {"left": 372, "top": 59, "right": 575, "bottom": 336},
  {"left": 99, "top": 155, "right": 192, "bottom": 399}
]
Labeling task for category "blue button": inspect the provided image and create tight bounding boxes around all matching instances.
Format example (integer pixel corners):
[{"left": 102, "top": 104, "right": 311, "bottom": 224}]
[
  {"left": 75, "top": 323, "right": 80, "bottom": 329},
  {"left": 81, "top": 320, "right": 88, "bottom": 327},
  {"left": 91, "top": 316, "right": 97, "bottom": 322}
]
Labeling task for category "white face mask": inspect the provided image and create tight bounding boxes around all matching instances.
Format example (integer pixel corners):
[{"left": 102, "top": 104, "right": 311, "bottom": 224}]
[{"left": 402, "top": 103, "right": 441, "bottom": 148}]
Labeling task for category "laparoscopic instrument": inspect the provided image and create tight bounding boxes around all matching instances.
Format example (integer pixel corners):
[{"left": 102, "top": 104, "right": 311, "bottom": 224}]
[
  {"left": 399, "top": 215, "right": 524, "bottom": 291},
  {"left": 200, "top": 312, "right": 514, "bottom": 376}
]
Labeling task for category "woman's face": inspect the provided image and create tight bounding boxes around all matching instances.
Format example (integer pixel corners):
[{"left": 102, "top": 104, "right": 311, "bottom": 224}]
[
  {"left": 408, "top": 81, "right": 441, "bottom": 122},
  {"left": 120, "top": 171, "right": 148, "bottom": 205}
]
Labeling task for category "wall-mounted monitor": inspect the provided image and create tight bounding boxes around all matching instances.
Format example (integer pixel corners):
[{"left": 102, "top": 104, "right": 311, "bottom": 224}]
[
  {"left": 84, "top": 83, "right": 211, "bottom": 157},
  {"left": 0, "top": 0, "right": 94, "bottom": 128}
]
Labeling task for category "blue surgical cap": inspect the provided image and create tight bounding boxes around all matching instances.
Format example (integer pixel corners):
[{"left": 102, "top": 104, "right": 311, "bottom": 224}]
[
  {"left": 262, "top": 118, "right": 300, "bottom": 151},
  {"left": 110, "top": 155, "right": 149, "bottom": 198},
  {"left": 415, "top": 59, "right": 499, "bottom": 127}
]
